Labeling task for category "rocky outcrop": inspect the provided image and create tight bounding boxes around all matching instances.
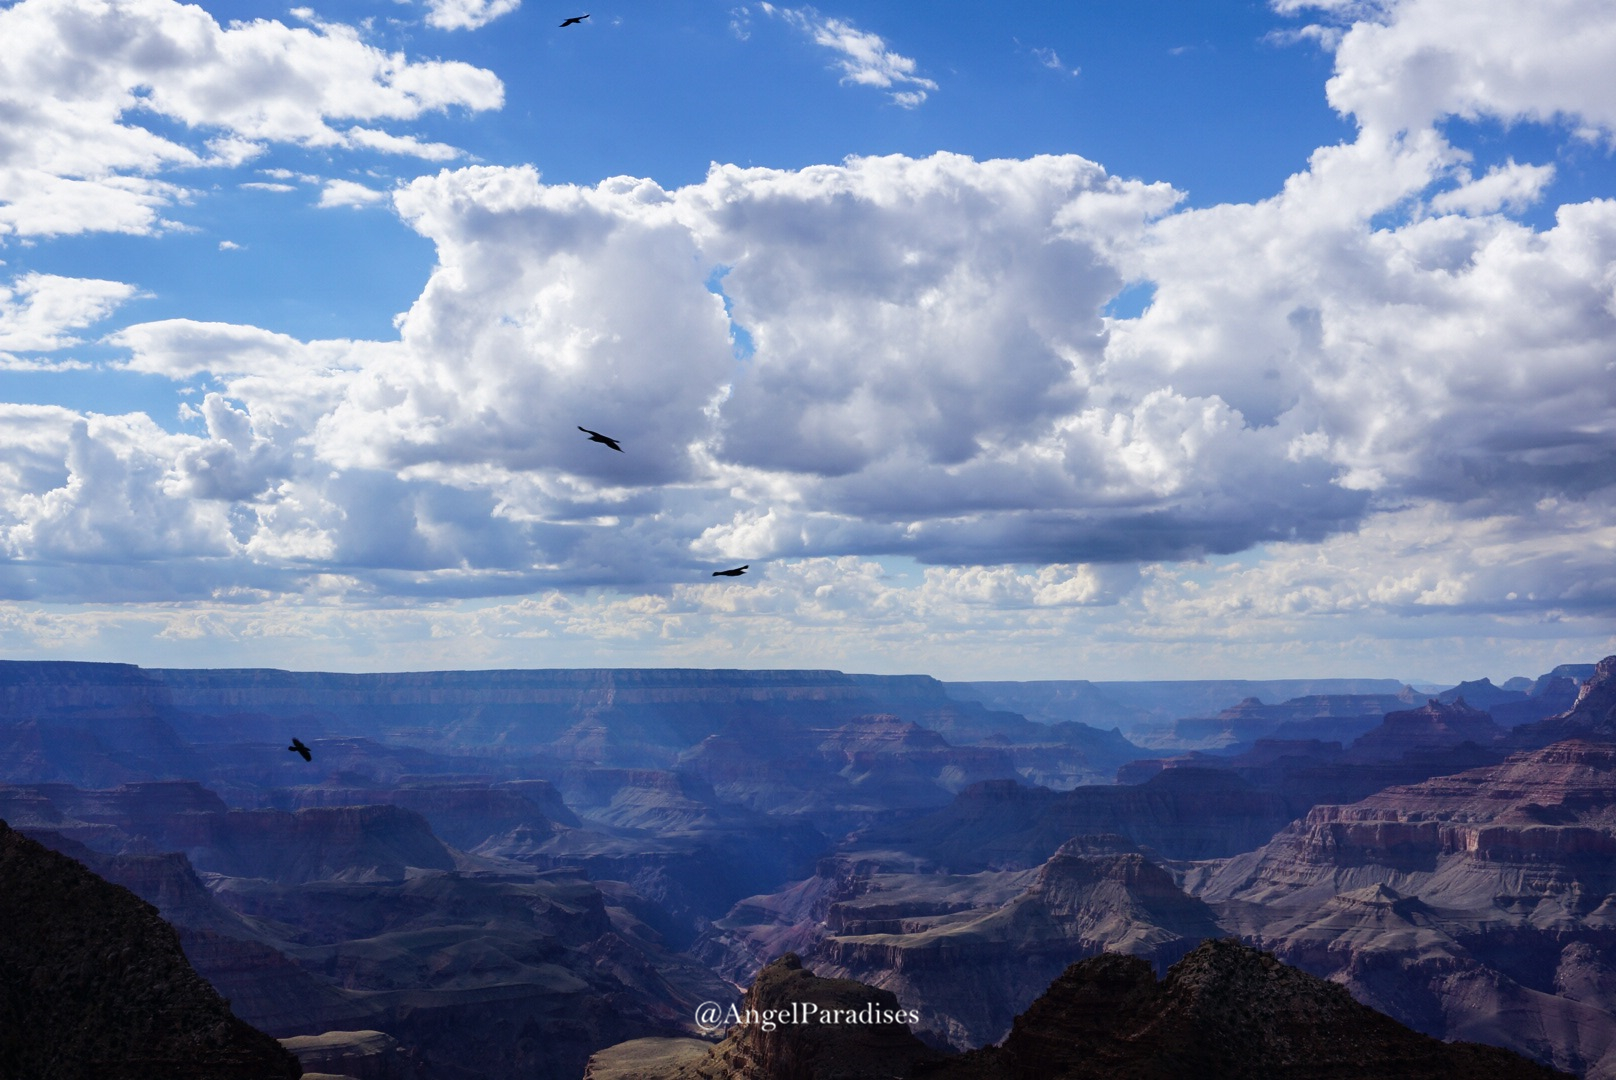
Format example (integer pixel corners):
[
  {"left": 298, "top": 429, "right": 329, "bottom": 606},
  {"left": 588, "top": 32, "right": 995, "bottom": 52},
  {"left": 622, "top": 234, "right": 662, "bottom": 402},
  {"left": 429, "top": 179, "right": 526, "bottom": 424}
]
[
  {"left": 1511, "top": 656, "right": 1616, "bottom": 747},
  {"left": 0, "top": 661, "right": 202, "bottom": 787},
  {"left": 1200, "top": 739, "right": 1616, "bottom": 1077},
  {"left": 590, "top": 942, "right": 1566, "bottom": 1079},
  {"left": 866, "top": 768, "right": 1294, "bottom": 869},
  {"left": 1345, "top": 698, "right": 1505, "bottom": 761},
  {"left": 1171, "top": 693, "right": 1416, "bottom": 750},
  {"left": 584, "top": 1037, "right": 714, "bottom": 1080},
  {"left": 0, "top": 819, "right": 300, "bottom": 1080},
  {"left": 679, "top": 715, "right": 1021, "bottom": 822},
  {"left": 0, "top": 782, "right": 459, "bottom": 882},
  {"left": 659, "top": 953, "right": 945, "bottom": 1079},
  {"left": 279, "top": 1030, "right": 423, "bottom": 1080},
  {"left": 810, "top": 837, "right": 1221, "bottom": 1048},
  {"left": 276, "top": 782, "right": 575, "bottom": 853},
  {"left": 933, "top": 939, "right": 1570, "bottom": 1079}
]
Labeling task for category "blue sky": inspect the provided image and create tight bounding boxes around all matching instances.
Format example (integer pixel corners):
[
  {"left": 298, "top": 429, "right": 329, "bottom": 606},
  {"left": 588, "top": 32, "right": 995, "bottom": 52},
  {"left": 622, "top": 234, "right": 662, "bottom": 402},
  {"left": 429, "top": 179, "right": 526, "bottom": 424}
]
[{"left": 0, "top": 0, "right": 1613, "bottom": 681}]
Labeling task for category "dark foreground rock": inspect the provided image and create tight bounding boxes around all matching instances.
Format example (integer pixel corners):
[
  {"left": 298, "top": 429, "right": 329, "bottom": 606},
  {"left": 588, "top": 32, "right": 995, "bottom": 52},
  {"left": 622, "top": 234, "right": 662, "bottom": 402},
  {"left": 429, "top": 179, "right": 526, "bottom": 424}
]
[
  {"left": 658, "top": 952, "right": 947, "bottom": 1079},
  {"left": 932, "top": 938, "right": 1572, "bottom": 1079},
  {"left": 597, "top": 941, "right": 1570, "bottom": 1080},
  {"left": 0, "top": 818, "right": 300, "bottom": 1080}
]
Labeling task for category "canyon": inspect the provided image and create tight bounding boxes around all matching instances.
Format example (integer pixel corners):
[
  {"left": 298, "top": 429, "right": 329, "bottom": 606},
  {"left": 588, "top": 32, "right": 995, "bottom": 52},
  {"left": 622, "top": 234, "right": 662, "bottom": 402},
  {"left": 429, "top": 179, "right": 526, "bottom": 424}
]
[{"left": 2, "top": 657, "right": 1614, "bottom": 1077}]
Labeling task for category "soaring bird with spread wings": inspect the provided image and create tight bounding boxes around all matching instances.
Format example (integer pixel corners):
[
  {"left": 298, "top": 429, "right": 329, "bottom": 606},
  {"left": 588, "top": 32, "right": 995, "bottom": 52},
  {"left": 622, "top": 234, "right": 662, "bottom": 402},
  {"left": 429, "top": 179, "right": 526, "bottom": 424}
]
[
  {"left": 288, "top": 737, "right": 312, "bottom": 762},
  {"left": 578, "top": 426, "right": 623, "bottom": 452},
  {"left": 712, "top": 565, "right": 749, "bottom": 577},
  {"left": 560, "top": 13, "right": 589, "bottom": 26}
]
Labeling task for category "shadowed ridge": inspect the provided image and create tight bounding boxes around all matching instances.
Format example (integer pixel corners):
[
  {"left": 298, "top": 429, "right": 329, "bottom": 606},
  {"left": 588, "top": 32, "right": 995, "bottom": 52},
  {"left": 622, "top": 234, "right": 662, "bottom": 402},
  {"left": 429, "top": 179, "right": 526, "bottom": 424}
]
[
  {"left": 0, "top": 818, "right": 300, "bottom": 1080},
  {"left": 660, "top": 952, "right": 946, "bottom": 1079},
  {"left": 933, "top": 938, "right": 1571, "bottom": 1079},
  {"left": 588, "top": 940, "right": 1567, "bottom": 1079},
  {"left": 1511, "top": 655, "right": 1616, "bottom": 748}
]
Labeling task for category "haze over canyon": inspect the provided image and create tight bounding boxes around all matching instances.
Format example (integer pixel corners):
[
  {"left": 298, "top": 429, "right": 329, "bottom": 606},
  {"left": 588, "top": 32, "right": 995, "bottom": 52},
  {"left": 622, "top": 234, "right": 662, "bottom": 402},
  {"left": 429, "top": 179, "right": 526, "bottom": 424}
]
[{"left": 1, "top": 656, "right": 1613, "bottom": 1079}]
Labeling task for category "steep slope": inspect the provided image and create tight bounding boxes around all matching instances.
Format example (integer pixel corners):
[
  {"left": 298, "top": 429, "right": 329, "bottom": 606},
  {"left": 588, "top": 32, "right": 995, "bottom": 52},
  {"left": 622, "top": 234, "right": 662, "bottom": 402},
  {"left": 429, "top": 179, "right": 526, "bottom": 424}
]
[
  {"left": 589, "top": 942, "right": 1566, "bottom": 1080},
  {"left": 1512, "top": 656, "right": 1616, "bottom": 748},
  {"left": 659, "top": 952, "right": 945, "bottom": 1079},
  {"left": 935, "top": 939, "right": 1570, "bottom": 1079},
  {"left": 864, "top": 768, "right": 1293, "bottom": 869},
  {"left": 810, "top": 836, "right": 1222, "bottom": 1048},
  {"left": 0, "top": 820, "right": 300, "bottom": 1080},
  {"left": 1201, "top": 739, "right": 1616, "bottom": 1077},
  {"left": 1344, "top": 697, "right": 1505, "bottom": 761},
  {"left": 0, "top": 660, "right": 202, "bottom": 786}
]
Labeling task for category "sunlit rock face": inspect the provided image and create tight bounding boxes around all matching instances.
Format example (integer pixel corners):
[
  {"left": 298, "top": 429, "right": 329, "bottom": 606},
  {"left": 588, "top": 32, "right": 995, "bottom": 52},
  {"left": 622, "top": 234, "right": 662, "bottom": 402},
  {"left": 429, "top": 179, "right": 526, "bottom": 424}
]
[
  {"left": 806, "top": 836, "right": 1223, "bottom": 1049},
  {"left": 1511, "top": 656, "right": 1616, "bottom": 749},
  {"left": 1200, "top": 739, "right": 1616, "bottom": 1079},
  {"left": 588, "top": 941, "right": 1568, "bottom": 1080}
]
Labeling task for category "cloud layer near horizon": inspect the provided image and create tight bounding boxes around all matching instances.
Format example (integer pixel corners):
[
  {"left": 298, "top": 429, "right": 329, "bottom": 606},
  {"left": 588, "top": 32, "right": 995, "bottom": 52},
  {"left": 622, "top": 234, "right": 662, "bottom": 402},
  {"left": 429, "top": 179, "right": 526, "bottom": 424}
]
[{"left": 0, "top": 0, "right": 1613, "bottom": 672}]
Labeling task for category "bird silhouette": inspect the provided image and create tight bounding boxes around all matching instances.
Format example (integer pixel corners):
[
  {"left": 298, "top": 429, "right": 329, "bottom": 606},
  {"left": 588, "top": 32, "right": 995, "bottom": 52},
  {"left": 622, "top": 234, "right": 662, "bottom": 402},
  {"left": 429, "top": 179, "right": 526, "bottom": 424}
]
[
  {"left": 578, "top": 426, "right": 623, "bottom": 452},
  {"left": 712, "top": 565, "right": 749, "bottom": 577},
  {"left": 288, "top": 737, "right": 312, "bottom": 762},
  {"left": 560, "top": 13, "right": 588, "bottom": 26}
]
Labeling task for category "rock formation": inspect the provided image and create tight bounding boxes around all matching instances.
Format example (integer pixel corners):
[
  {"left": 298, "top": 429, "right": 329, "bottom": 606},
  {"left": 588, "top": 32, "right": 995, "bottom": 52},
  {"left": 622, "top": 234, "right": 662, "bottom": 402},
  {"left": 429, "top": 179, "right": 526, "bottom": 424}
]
[
  {"left": 864, "top": 768, "right": 1294, "bottom": 869},
  {"left": 808, "top": 836, "right": 1222, "bottom": 1048},
  {"left": 931, "top": 938, "right": 1569, "bottom": 1079},
  {"left": 1344, "top": 697, "right": 1505, "bottom": 761},
  {"left": 588, "top": 941, "right": 1567, "bottom": 1079},
  {"left": 657, "top": 952, "right": 945, "bottom": 1079},
  {"left": 1512, "top": 656, "right": 1616, "bottom": 747},
  {"left": 0, "top": 819, "right": 300, "bottom": 1080},
  {"left": 1200, "top": 739, "right": 1616, "bottom": 1077}
]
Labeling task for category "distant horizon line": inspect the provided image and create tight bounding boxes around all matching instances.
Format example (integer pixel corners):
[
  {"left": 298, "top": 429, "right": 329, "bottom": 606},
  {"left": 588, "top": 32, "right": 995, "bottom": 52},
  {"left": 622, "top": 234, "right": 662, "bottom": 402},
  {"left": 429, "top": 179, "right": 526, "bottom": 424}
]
[{"left": 5, "top": 653, "right": 1585, "bottom": 689}]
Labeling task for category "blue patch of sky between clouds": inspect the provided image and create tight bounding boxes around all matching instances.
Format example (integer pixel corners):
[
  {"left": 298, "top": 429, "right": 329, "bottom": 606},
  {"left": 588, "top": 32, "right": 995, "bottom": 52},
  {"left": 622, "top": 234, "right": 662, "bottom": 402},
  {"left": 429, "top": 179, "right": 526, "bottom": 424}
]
[
  {"left": 0, "top": 359, "right": 201, "bottom": 435},
  {"left": 1365, "top": 115, "right": 1615, "bottom": 234},
  {"left": 1103, "top": 282, "right": 1156, "bottom": 320},
  {"left": 1436, "top": 115, "right": 1616, "bottom": 233},
  {"left": 704, "top": 266, "right": 755, "bottom": 359}
]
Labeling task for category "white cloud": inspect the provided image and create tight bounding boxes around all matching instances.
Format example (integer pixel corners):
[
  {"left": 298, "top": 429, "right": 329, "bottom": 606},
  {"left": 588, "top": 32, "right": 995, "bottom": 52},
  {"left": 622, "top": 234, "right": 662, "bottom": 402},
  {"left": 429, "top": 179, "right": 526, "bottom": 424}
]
[
  {"left": 3, "top": 113, "right": 1604, "bottom": 621},
  {"left": 218, "top": 240, "right": 242, "bottom": 251},
  {"left": 762, "top": 4, "right": 938, "bottom": 107},
  {"left": 1284, "top": 0, "right": 1616, "bottom": 138},
  {"left": 0, "top": 408, "right": 234, "bottom": 588},
  {"left": 0, "top": 272, "right": 135, "bottom": 353},
  {"left": 1427, "top": 159, "right": 1556, "bottom": 216},
  {"left": 0, "top": 0, "right": 503, "bottom": 236},
  {"left": 0, "top": 0, "right": 1614, "bottom": 671},
  {"left": 1032, "top": 46, "right": 1078, "bottom": 76},
  {"left": 318, "top": 178, "right": 390, "bottom": 208},
  {"left": 424, "top": 0, "right": 520, "bottom": 31}
]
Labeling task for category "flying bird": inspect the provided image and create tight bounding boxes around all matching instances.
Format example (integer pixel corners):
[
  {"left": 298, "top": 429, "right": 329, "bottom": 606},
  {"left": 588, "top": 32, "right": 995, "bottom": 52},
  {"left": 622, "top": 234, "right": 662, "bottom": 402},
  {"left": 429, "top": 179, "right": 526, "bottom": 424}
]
[
  {"left": 288, "top": 737, "right": 312, "bottom": 762},
  {"left": 578, "top": 426, "right": 623, "bottom": 452},
  {"left": 560, "top": 13, "right": 588, "bottom": 26},
  {"left": 712, "top": 565, "right": 749, "bottom": 577}
]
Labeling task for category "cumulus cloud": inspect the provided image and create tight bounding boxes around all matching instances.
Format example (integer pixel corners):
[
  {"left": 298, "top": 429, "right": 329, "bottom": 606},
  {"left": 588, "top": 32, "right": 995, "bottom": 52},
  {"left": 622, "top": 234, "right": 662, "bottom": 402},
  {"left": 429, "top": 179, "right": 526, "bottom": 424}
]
[
  {"left": 0, "top": 272, "right": 135, "bottom": 354},
  {"left": 1427, "top": 159, "right": 1556, "bottom": 215},
  {"left": 319, "top": 179, "right": 390, "bottom": 208},
  {"left": 1284, "top": 0, "right": 1616, "bottom": 138},
  {"left": 0, "top": 0, "right": 1613, "bottom": 669},
  {"left": 424, "top": 0, "right": 521, "bottom": 31},
  {"left": 762, "top": 4, "right": 938, "bottom": 107},
  {"left": 0, "top": 0, "right": 503, "bottom": 236}
]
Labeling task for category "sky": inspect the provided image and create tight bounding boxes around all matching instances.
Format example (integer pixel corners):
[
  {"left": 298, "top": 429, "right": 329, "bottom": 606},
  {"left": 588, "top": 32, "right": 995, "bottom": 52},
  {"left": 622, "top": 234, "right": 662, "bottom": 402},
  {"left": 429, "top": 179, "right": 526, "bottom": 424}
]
[{"left": 0, "top": 0, "right": 1614, "bottom": 682}]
